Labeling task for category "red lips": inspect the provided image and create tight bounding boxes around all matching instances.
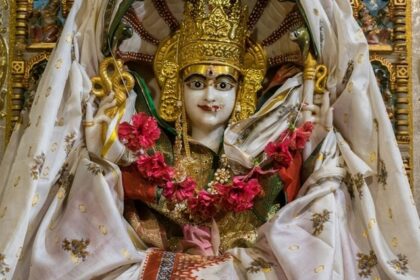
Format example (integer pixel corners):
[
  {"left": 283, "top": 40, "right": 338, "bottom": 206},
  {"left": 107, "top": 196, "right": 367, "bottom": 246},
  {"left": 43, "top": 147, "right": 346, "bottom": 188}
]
[{"left": 197, "top": 104, "right": 222, "bottom": 112}]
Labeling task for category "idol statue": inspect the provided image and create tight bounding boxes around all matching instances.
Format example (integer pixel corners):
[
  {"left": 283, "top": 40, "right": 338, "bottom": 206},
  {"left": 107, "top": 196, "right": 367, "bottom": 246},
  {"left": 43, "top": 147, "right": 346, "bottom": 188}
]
[{"left": 0, "top": 0, "right": 419, "bottom": 279}]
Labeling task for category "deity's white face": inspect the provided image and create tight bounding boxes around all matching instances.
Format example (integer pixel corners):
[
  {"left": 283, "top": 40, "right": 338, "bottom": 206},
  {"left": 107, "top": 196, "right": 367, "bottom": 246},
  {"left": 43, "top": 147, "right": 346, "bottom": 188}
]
[{"left": 183, "top": 66, "right": 237, "bottom": 133}]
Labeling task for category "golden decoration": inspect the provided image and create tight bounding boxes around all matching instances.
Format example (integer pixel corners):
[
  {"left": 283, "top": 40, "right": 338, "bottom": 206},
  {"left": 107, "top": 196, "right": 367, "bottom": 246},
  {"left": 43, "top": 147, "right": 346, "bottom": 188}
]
[
  {"left": 288, "top": 244, "right": 300, "bottom": 251},
  {"left": 91, "top": 57, "right": 135, "bottom": 118},
  {"left": 31, "top": 193, "right": 40, "bottom": 207},
  {"left": 387, "top": 254, "right": 409, "bottom": 275},
  {"left": 23, "top": 53, "right": 49, "bottom": 88},
  {"left": 62, "top": 238, "right": 90, "bottom": 262},
  {"left": 391, "top": 237, "right": 398, "bottom": 247},
  {"left": 246, "top": 257, "right": 273, "bottom": 274},
  {"left": 368, "top": 218, "right": 377, "bottom": 230},
  {"left": 57, "top": 187, "right": 66, "bottom": 200},
  {"left": 11, "top": 60, "right": 24, "bottom": 74},
  {"left": 357, "top": 250, "right": 378, "bottom": 278},
  {"left": 30, "top": 152, "right": 46, "bottom": 180},
  {"left": 314, "top": 265, "right": 325, "bottom": 273},
  {"left": 98, "top": 225, "right": 108, "bottom": 235},
  {"left": 0, "top": 253, "right": 10, "bottom": 276},
  {"left": 78, "top": 204, "right": 87, "bottom": 213},
  {"left": 311, "top": 209, "right": 331, "bottom": 236}
]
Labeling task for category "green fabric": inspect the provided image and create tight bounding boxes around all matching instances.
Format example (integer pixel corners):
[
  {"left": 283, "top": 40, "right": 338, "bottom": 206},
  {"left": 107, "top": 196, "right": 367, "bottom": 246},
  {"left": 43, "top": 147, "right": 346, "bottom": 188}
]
[
  {"left": 131, "top": 72, "right": 176, "bottom": 136},
  {"left": 296, "top": 0, "right": 319, "bottom": 58},
  {"left": 252, "top": 173, "right": 284, "bottom": 222},
  {"left": 107, "top": 0, "right": 137, "bottom": 53},
  {"left": 301, "top": 139, "right": 324, "bottom": 184}
]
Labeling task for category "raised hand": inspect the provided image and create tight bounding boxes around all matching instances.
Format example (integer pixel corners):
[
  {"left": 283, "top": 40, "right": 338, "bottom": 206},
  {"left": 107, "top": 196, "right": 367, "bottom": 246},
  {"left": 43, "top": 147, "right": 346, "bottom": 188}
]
[
  {"left": 84, "top": 92, "right": 116, "bottom": 157},
  {"left": 302, "top": 90, "right": 333, "bottom": 133}
]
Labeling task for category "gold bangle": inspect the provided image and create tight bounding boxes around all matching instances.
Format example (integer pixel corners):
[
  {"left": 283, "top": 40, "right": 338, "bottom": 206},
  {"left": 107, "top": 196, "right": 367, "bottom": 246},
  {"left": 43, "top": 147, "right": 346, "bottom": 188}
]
[{"left": 82, "top": 121, "right": 95, "bottom": 127}]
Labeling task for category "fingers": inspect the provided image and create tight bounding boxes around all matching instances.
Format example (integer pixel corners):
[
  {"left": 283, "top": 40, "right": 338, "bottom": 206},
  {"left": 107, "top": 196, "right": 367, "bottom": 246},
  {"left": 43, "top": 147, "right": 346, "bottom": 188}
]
[
  {"left": 85, "top": 101, "right": 93, "bottom": 122},
  {"left": 325, "top": 107, "right": 334, "bottom": 130},
  {"left": 99, "top": 92, "right": 115, "bottom": 107},
  {"left": 95, "top": 115, "right": 112, "bottom": 125},
  {"left": 97, "top": 98, "right": 117, "bottom": 116},
  {"left": 302, "top": 104, "right": 320, "bottom": 115},
  {"left": 320, "top": 91, "right": 330, "bottom": 116}
]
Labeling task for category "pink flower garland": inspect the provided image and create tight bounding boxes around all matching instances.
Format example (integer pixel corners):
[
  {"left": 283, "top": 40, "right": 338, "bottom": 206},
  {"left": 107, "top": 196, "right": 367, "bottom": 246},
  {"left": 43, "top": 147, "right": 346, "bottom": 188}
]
[
  {"left": 136, "top": 152, "right": 174, "bottom": 185},
  {"left": 216, "top": 177, "right": 263, "bottom": 212},
  {"left": 118, "top": 113, "right": 273, "bottom": 222}
]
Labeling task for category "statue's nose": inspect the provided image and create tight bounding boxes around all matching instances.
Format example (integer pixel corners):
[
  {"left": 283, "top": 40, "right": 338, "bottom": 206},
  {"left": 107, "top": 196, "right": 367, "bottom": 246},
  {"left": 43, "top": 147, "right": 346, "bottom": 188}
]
[{"left": 204, "top": 85, "right": 217, "bottom": 102}]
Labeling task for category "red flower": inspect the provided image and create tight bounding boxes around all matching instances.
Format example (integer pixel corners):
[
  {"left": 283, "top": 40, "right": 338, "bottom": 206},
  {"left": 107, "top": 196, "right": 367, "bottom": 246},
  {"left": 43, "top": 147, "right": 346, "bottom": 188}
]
[
  {"left": 163, "top": 177, "right": 196, "bottom": 202},
  {"left": 136, "top": 152, "right": 174, "bottom": 185},
  {"left": 118, "top": 113, "right": 160, "bottom": 151},
  {"left": 188, "top": 191, "right": 219, "bottom": 221},
  {"left": 264, "top": 140, "right": 293, "bottom": 168},
  {"left": 291, "top": 121, "right": 313, "bottom": 151},
  {"left": 216, "top": 177, "right": 262, "bottom": 212}
]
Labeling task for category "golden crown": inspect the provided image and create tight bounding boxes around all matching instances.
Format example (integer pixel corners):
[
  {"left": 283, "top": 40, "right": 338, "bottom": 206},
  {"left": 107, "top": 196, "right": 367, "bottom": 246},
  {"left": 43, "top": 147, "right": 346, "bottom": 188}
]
[{"left": 178, "top": 0, "right": 248, "bottom": 71}]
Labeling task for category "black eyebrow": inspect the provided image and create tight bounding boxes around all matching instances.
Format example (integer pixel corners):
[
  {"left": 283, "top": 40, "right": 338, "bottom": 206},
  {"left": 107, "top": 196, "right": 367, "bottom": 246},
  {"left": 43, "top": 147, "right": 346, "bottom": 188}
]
[
  {"left": 184, "top": 74, "right": 207, "bottom": 82},
  {"left": 215, "top": 74, "right": 237, "bottom": 83}
]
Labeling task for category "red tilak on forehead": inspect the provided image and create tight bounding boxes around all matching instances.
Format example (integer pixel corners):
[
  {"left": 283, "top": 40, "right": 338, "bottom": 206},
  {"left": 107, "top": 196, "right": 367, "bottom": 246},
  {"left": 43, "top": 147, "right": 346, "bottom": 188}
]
[{"left": 207, "top": 65, "right": 215, "bottom": 78}]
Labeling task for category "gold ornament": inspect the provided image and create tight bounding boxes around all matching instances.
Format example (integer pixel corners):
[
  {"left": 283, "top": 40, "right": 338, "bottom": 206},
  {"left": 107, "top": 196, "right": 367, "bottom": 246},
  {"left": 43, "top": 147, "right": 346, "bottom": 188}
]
[
  {"left": 91, "top": 57, "right": 135, "bottom": 118},
  {"left": 154, "top": 0, "right": 267, "bottom": 122}
]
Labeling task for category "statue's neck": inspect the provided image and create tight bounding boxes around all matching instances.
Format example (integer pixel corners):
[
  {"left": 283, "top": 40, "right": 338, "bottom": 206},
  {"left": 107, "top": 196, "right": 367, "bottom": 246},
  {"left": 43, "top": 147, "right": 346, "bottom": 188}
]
[{"left": 190, "top": 125, "right": 224, "bottom": 153}]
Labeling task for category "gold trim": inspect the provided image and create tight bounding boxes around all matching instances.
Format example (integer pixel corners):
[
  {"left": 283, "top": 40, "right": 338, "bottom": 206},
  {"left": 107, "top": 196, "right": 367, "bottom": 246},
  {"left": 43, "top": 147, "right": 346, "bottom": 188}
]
[
  {"left": 23, "top": 52, "right": 49, "bottom": 88},
  {"left": 406, "top": 0, "right": 413, "bottom": 187},
  {"left": 369, "top": 45, "right": 393, "bottom": 52},
  {"left": 6, "top": 0, "right": 17, "bottom": 144},
  {"left": 26, "top": 42, "right": 56, "bottom": 50}
]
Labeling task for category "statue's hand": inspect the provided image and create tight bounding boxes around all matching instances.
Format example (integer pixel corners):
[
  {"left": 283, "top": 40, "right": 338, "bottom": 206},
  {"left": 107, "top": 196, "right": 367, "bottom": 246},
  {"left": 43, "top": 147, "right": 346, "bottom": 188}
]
[
  {"left": 301, "top": 91, "right": 333, "bottom": 160},
  {"left": 84, "top": 93, "right": 116, "bottom": 157},
  {"left": 302, "top": 90, "right": 333, "bottom": 133}
]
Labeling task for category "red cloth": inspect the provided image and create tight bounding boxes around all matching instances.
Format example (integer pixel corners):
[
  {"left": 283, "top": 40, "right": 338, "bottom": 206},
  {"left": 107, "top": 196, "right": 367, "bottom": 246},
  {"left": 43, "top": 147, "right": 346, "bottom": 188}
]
[
  {"left": 279, "top": 152, "right": 302, "bottom": 203},
  {"left": 121, "top": 166, "right": 157, "bottom": 203}
]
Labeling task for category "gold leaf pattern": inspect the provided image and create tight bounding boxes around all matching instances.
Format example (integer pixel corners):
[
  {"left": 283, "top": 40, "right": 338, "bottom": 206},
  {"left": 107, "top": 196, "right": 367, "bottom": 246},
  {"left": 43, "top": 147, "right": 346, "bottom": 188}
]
[
  {"left": 86, "top": 162, "right": 103, "bottom": 175},
  {"left": 99, "top": 225, "right": 108, "bottom": 235},
  {"left": 55, "top": 163, "right": 74, "bottom": 192},
  {"left": 62, "top": 238, "right": 90, "bottom": 262},
  {"left": 388, "top": 254, "right": 409, "bottom": 275},
  {"left": 311, "top": 209, "right": 331, "bottom": 236},
  {"left": 314, "top": 265, "right": 325, "bottom": 273},
  {"left": 30, "top": 152, "right": 46, "bottom": 180},
  {"left": 378, "top": 159, "right": 387, "bottom": 185},
  {"left": 343, "top": 172, "right": 354, "bottom": 199},
  {"left": 246, "top": 257, "right": 273, "bottom": 274},
  {"left": 352, "top": 173, "right": 364, "bottom": 199},
  {"left": 64, "top": 132, "right": 77, "bottom": 155},
  {"left": 0, "top": 254, "right": 10, "bottom": 276},
  {"left": 357, "top": 250, "right": 377, "bottom": 278}
]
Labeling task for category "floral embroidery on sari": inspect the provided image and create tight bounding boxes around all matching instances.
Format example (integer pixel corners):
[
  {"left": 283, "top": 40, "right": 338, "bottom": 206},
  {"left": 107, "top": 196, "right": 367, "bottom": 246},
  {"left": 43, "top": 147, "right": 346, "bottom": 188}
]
[
  {"left": 388, "top": 254, "right": 409, "bottom": 275},
  {"left": 86, "top": 162, "right": 103, "bottom": 175},
  {"left": 62, "top": 238, "right": 90, "bottom": 262},
  {"left": 246, "top": 257, "right": 273, "bottom": 273},
  {"left": 0, "top": 254, "right": 10, "bottom": 276},
  {"left": 311, "top": 209, "right": 331, "bottom": 236},
  {"left": 30, "top": 152, "right": 46, "bottom": 180},
  {"left": 357, "top": 251, "right": 377, "bottom": 278}
]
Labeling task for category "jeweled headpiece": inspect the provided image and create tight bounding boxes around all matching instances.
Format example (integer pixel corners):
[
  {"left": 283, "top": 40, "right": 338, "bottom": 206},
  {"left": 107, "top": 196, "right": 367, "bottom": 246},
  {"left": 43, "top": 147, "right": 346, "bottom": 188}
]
[
  {"left": 154, "top": 0, "right": 267, "bottom": 122},
  {"left": 178, "top": 0, "right": 247, "bottom": 71}
]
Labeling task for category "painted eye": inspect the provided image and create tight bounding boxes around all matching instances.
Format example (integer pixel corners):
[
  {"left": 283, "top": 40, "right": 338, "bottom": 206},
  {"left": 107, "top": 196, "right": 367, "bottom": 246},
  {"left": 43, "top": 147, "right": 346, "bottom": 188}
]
[
  {"left": 215, "top": 80, "right": 234, "bottom": 91},
  {"left": 186, "top": 80, "right": 206, "bottom": 90}
]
